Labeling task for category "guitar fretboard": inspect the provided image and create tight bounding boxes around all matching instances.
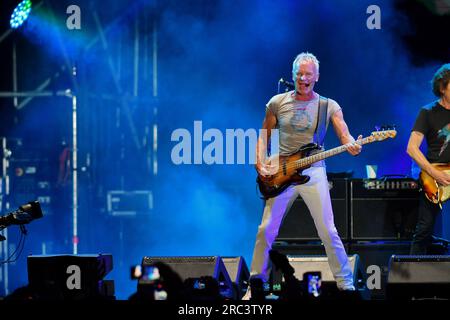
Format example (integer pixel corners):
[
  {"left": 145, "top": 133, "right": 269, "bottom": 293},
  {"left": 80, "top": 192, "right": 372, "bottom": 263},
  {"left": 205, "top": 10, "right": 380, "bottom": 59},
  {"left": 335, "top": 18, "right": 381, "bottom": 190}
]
[{"left": 295, "top": 136, "right": 374, "bottom": 169}]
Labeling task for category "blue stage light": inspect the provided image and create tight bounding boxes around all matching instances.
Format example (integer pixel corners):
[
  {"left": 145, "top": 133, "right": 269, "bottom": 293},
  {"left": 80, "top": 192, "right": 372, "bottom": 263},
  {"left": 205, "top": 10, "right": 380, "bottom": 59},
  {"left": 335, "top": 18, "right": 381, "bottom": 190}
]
[{"left": 10, "top": 0, "right": 32, "bottom": 29}]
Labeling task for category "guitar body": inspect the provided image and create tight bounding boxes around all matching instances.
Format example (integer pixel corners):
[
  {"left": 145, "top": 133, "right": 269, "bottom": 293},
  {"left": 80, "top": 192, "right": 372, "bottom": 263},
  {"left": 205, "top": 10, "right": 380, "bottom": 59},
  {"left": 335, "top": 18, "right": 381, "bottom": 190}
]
[
  {"left": 420, "top": 163, "right": 450, "bottom": 206},
  {"left": 257, "top": 143, "right": 319, "bottom": 199}
]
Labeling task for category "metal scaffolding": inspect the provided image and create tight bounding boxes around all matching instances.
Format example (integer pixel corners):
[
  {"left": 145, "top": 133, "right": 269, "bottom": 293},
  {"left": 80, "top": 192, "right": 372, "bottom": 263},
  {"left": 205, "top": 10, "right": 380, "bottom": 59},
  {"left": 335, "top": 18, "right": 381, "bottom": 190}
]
[{"left": 0, "top": 1, "right": 159, "bottom": 295}]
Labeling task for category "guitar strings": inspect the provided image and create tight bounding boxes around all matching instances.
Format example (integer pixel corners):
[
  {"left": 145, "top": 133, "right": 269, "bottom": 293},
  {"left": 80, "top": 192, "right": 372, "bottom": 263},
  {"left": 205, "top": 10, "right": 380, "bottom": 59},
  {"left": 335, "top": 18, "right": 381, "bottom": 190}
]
[
  {"left": 281, "top": 137, "right": 371, "bottom": 172},
  {"left": 275, "top": 133, "right": 392, "bottom": 175},
  {"left": 262, "top": 131, "right": 394, "bottom": 181}
]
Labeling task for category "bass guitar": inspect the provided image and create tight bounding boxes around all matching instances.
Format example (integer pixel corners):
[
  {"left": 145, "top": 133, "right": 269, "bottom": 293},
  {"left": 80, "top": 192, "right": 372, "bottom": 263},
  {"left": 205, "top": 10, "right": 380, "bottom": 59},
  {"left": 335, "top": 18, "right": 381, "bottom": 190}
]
[{"left": 257, "top": 129, "right": 397, "bottom": 199}]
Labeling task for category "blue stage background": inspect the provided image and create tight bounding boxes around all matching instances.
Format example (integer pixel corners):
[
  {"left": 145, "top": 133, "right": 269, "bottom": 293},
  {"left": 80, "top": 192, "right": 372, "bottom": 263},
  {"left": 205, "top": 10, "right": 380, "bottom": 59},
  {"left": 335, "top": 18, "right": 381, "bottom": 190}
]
[{"left": 0, "top": 0, "right": 448, "bottom": 299}]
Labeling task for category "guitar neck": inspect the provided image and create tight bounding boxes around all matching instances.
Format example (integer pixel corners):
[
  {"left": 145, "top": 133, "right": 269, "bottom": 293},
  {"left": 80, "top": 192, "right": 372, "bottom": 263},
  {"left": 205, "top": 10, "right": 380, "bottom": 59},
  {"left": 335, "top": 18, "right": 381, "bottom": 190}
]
[{"left": 295, "top": 136, "right": 374, "bottom": 169}]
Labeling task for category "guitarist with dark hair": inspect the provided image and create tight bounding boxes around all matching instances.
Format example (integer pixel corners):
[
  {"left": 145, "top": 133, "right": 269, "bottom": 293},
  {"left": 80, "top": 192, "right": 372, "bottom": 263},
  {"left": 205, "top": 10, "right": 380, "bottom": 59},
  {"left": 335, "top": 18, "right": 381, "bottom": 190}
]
[
  {"left": 243, "top": 52, "right": 363, "bottom": 300},
  {"left": 407, "top": 63, "right": 450, "bottom": 255}
]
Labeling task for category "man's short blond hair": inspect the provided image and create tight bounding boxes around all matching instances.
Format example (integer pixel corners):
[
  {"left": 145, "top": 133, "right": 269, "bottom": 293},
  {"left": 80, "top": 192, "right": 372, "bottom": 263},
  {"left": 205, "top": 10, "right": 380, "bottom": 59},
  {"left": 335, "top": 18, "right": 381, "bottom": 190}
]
[{"left": 292, "top": 52, "right": 320, "bottom": 76}]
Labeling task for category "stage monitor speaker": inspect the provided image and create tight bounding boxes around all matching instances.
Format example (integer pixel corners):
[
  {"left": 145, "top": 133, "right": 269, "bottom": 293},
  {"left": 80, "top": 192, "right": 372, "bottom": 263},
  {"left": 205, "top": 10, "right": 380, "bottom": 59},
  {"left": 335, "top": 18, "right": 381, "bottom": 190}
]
[
  {"left": 276, "top": 178, "right": 349, "bottom": 242},
  {"left": 142, "top": 256, "right": 233, "bottom": 298},
  {"left": 222, "top": 256, "right": 250, "bottom": 299},
  {"left": 27, "top": 254, "right": 114, "bottom": 300},
  {"left": 350, "top": 179, "right": 419, "bottom": 240},
  {"left": 349, "top": 241, "right": 412, "bottom": 300},
  {"left": 272, "top": 242, "right": 350, "bottom": 257},
  {"left": 271, "top": 254, "right": 368, "bottom": 299},
  {"left": 387, "top": 255, "right": 450, "bottom": 300}
]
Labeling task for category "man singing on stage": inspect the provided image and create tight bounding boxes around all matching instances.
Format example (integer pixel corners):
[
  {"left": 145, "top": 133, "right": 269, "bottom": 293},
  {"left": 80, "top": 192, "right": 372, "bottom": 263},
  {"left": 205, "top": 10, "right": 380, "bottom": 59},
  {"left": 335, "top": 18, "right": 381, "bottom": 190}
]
[{"left": 243, "top": 52, "right": 362, "bottom": 300}]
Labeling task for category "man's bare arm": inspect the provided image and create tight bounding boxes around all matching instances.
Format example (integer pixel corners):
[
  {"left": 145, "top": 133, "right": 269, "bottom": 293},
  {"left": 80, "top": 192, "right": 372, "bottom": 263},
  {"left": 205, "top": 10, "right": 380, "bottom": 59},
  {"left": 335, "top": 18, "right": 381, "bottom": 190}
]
[
  {"left": 331, "top": 110, "right": 362, "bottom": 156},
  {"left": 407, "top": 131, "right": 450, "bottom": 186},
  {"left": 256, "top": 109, "right": 277, "bottom": 176}
]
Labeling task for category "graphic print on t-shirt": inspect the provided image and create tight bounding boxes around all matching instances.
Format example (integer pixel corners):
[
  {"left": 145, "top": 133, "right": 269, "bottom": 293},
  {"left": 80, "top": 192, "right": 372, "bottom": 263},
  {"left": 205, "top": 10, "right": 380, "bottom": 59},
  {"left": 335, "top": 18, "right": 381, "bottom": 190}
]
[
  {"left": 290, "top": 109, "right": 312, "bottom": 132},
  {"left": 438, "top": 123, "right": 450, "bottom": 156}
]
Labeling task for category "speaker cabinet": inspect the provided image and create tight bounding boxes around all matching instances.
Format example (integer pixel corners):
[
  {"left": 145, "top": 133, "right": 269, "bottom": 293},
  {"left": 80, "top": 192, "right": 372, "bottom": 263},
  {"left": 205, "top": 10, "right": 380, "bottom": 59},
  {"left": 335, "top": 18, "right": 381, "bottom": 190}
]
[
  {"left": 387, "top": 255, "right": 450, "bottom": 300},
  {"left": 222, "top": 256, "right": 250, "bottom": 299},
  {"left": 349, "top": 241, "right": 412, "bottom": 300},
  {"left": 275, "top": 254, "right": 360, "bottom": 282},
  {"left": 350, "top": 179, "right": 419, "bottom": 240},
  {"left": 27, "top": 254, "right": 114, "bottom": 300},
  {"left": 142, "top": 256, "right": 233, "bottom": 298},
  {"left": 276, "top": 178, "right": 349, "bottom": 242},
  {"left": 272, "top": 242, "right": 350, "bottom": 256},
  {"left": 271, "top": 254, "right": 368, "bottom": 299}
]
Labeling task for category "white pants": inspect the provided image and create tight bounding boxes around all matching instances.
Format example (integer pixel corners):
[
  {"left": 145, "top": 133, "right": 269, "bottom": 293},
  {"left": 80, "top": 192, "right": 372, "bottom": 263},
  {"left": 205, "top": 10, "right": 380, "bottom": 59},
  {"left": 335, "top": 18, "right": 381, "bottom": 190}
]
[{"left": 250, "top": 166, "right": 354, "bottom": 289}]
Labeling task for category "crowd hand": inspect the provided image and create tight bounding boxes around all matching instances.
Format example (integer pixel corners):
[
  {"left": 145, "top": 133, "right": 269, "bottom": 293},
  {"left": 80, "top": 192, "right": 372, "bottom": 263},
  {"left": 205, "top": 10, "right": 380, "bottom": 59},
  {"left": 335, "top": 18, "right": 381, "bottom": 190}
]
[
  {"left": 256, "top": 157, "right": 279, "bottom": 177},
  {"left": 346, "top": 135, "right": 363, "bottom": 156},
  {"left": 432, "top": 169, "right": 450, "bottom": 186}
]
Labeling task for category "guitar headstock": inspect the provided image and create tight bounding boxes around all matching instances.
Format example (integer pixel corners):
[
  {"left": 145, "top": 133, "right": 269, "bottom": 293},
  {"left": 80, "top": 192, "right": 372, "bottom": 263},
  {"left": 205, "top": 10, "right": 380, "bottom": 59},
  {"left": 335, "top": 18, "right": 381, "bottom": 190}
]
[{"left": 370, "top": 125, "right": 397, "bottom": 141}]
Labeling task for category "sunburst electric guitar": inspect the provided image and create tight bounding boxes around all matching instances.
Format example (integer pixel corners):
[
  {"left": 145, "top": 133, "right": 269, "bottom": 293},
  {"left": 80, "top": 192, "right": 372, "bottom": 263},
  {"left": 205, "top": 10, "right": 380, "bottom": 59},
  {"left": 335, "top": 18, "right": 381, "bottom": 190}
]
[
  {"left": 257, "top": 129, "right": 397, "bottom": 199},
  {"left": 420, "top": 164, "right": 450, "bottom": 208}
]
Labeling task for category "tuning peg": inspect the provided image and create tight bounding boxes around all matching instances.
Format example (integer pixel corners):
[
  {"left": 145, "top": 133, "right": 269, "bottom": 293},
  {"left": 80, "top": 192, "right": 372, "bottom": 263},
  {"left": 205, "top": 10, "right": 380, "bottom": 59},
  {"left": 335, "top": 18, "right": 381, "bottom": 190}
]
[{"left": 383, "top": 124, "right": 396, "bottom": 131}]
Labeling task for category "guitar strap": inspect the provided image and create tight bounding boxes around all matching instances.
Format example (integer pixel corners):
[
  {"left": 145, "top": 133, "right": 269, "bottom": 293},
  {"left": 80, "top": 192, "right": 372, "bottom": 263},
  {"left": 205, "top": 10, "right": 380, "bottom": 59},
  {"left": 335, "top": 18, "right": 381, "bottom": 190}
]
[{"left": 313, "top": 96, "right": 329, "bottom": 147}]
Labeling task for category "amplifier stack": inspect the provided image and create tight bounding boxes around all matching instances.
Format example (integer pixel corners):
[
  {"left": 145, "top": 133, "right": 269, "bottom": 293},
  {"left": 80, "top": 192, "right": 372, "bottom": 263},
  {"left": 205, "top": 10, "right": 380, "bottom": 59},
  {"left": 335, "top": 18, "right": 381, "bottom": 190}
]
[
  {"left": 274, "top": 177, "right": 436, "bottom": 299},
  {"left": 277, "top": 177, "right": 420, "bottom": 242},
  {"left": 350, "top": 178, "right": 419, "bottom": 240}
]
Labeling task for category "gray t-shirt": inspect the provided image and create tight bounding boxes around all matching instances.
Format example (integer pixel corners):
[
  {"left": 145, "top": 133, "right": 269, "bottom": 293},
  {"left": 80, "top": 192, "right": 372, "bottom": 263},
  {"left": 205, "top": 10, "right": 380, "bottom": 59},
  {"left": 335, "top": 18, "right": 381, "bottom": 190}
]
[{"left": 266, "top": 91, "right": 342, "bottom": 165}]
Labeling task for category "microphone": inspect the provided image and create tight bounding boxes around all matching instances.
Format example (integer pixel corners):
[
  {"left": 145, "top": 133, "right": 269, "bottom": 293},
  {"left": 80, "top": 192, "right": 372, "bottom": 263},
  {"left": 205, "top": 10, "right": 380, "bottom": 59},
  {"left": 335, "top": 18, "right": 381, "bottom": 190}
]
[{"left": 279, "top": 78, "right": 294, "bottom": 89}]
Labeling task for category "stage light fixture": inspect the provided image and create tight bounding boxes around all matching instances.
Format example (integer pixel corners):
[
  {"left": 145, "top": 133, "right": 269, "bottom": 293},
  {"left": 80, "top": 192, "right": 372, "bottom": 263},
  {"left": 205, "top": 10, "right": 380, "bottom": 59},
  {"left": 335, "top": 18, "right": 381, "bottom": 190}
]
[
  {"left": 0, "top": 200, "right": 43, "bottom": 228},
  {"left": 10, "top": 0, "right": 32, "bottom": 29}
]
